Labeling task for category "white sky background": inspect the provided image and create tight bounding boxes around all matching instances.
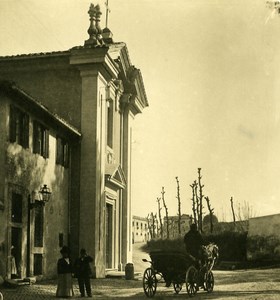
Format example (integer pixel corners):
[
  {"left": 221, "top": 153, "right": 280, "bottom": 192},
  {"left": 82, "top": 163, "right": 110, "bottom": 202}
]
[{"left": 1, "top": 0, "right": 280, "bottom": 221}]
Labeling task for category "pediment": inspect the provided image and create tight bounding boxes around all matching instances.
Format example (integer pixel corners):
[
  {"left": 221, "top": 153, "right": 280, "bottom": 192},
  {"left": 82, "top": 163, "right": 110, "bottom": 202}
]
[
  {"left": 105, "top": 164, "right": 126, "bottom": 189},
  {"left": 108, "top": 44, "right": 149, "bottom": 114}
]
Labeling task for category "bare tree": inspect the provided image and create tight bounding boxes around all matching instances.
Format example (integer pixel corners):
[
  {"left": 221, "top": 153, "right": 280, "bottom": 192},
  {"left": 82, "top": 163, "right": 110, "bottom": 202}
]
[
  {"left": 161, "top": 186, "right": 169, "bottom": 239},
  {"left": 197, "top": 168, "right": 204, "bottom": 233},
  {"left": 175, "top": 176, "right": 182, "bottom": 235},
  {"left": 151, "top": 212, "right": 156, "bottom": 238},
  {"left": 230, "top": 196, "right": 236, "bottom": 229},
  {"left": 157, "top": 197, "right": 163, "bottom": 239},
  {"left": 146, "top": 214, "right": 153, "bottom": 239},
  {"left": 205, "top": 196, "right": 214, "bottom": 233},
  {"left": 236, "top": 200, "right": 256, "bottom": 231},
  {"left": 195, "top": 181, "right": 200, "bottom": 227},
  {"left": 190, "top": 181, "right": 198, "bottom": 225},
  {"left": 154, "top": 213, "right": 159, "bottom": 238}
]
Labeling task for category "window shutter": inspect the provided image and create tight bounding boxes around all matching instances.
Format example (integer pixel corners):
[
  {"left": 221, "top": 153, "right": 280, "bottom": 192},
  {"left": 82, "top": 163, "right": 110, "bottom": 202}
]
[
  {"left": 22, "top": 114, "right": 29, "bottom": 148},
  {"left": 9, "top": 105, "right": 16, "bottom": 143},
  {"left": 33, "top": 121, "right": 40, "bottom": 154},
  {"left": 44, "top": 129, "right": 49, "bottom": 158},
  {"left": 56, "top": 137, "right": 62, "bottom": 164},
  {"left": 64, "top": 143, "right": 69, "bottom": 168}
]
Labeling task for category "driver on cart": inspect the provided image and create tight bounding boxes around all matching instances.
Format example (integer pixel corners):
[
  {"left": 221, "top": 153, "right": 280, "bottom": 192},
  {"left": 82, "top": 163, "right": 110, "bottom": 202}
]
[{"left": 184, "top": 223, "right": 206, "bottom": 267}]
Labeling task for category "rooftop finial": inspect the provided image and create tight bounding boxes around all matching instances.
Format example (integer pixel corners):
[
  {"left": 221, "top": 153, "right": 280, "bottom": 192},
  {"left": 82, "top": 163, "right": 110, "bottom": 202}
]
[
  {"left": 95, "top": 5, "right": 104, "bottom": 44},
  {"left": 85, "top": 3, "right": 103, "bottom": 46}
]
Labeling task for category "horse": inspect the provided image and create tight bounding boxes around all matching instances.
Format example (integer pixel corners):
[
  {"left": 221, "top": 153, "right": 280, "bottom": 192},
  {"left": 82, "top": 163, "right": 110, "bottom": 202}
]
[{"left": 202, "top": 243, "right": 219, "bottom": 271}]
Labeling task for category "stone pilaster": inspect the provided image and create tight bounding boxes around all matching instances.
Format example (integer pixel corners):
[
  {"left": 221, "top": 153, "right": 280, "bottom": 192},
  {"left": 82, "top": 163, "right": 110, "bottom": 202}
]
[
  {"left": 121, "top": 105, "right": 134, "bottom": 265},
  {"left": 78, "top": 69, "right": 107, "bottom": 278}
]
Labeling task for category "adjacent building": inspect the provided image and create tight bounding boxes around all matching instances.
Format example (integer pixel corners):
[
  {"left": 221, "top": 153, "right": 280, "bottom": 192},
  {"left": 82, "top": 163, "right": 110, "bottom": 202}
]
[{"left": 0, "top": 4, "right": 148, "bottom": 280}]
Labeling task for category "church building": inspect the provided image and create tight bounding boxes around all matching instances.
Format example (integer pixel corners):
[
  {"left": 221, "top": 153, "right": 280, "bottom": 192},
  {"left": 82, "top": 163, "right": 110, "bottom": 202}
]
[{"left": 0, "top": 3, "right": 148, "bottom": 279}]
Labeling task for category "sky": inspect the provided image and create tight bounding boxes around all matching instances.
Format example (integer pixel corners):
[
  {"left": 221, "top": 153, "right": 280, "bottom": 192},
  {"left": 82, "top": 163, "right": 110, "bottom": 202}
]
[{"left": 1, "top": 0, "right": 280, "bottom": 221}]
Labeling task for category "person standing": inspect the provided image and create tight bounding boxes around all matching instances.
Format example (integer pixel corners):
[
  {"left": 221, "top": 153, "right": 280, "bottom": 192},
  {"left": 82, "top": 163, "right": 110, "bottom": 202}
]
[
  {"left": 74, "top": 248, "right": 93, "bottom": 298},
  {"left": 56, "top": 246, "right": 74, "bottom": 298}
]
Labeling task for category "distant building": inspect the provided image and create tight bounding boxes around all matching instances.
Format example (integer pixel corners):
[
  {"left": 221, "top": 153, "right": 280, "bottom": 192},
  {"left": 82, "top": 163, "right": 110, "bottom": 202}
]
[
  {"left": 163, "top": 214, "right": 191, "bottom": 238},
  {"left": 0, "top": 4, "right": 148, "bottom": 280},
  {"left": 132, "top": 216, "right": 150, "bottom": 243}
]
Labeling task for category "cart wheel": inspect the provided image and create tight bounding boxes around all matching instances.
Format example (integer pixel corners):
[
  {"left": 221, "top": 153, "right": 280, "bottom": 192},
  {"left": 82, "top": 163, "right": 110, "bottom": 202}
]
[
  {"left": 204, "top": 270, "right": 214, "bottom": 293},
  {"left": 143, "top": 267, "right": 157, "bottom": 298},
  {"left": 173, "top": 282, "right": 182, "bottom": 294},
  {"left": 186, "top": 266, "right": 198, "bottom": 297}
]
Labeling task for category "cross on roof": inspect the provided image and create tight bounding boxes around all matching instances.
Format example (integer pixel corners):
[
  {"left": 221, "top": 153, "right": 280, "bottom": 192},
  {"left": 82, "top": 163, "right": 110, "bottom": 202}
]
[{"left": 105, "top": 0, "right": 111, "bottom": 28}]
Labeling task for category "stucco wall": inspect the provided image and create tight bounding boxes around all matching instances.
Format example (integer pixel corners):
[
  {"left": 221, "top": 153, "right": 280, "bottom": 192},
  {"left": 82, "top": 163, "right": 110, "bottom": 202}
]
[
  {"left": 0, "top": 56, "right": 82, "bottom": 129},
  {"left": 0, "top": 97, "right": 8, "bottom": 277},
  {"left": 0, "top": 96, "right": 72, "bottom": 279},
  {"left": 248, "top": 214, "right": 280, "bottom": 237}
]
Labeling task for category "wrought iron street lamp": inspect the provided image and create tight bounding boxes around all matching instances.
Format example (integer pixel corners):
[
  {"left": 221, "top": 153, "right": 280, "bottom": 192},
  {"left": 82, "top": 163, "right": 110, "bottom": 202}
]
[
  {"left": 38, "top": 184, "right": 52, "bottom": 204},
  {"left": 29, "top": 184, "right": 52, "bottom": 209}
]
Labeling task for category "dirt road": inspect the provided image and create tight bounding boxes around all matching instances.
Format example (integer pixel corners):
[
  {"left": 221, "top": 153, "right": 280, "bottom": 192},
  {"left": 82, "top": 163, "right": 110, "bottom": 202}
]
[
  {"left": 132, "top": 242, "right": 280, "bottom": 299},
  {"left": 1, "top": 244, "right": 280, "bottom": 299}
]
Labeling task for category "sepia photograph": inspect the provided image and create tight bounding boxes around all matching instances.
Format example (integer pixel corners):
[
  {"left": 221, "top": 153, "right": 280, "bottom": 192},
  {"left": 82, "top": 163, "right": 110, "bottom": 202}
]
[{"left": 0, "top": 0, "right": 280, "bottom": 298}]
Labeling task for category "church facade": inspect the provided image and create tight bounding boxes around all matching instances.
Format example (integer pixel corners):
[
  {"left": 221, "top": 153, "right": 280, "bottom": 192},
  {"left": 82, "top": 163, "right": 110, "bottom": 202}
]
[{"left": 0, "top": 4, "right": 148, "bottom": 279}]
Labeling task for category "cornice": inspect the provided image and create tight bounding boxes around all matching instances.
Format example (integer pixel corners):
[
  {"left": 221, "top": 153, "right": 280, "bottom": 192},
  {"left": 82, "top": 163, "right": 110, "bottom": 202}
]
[{"left": 70, "top": 47, "right": 119, "bottom": 80}]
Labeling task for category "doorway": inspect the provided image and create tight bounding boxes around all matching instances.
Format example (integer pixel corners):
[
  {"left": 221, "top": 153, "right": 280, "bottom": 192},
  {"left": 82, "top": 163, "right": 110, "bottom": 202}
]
[
  {"left": 11, "top": 227, "right": 22, "bottom": 278},
  {"left": 105, "top": 203, "right": 113, "bottom": 268}
]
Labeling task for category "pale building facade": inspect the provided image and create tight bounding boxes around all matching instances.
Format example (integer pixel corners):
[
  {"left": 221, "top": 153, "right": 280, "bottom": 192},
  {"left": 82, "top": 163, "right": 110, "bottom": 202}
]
[
  {"left": 132, "top": 216, "right": 150, "bottom": 243},
  {"left": 0, "top": 4, "right": 148, "bottom": 279}
]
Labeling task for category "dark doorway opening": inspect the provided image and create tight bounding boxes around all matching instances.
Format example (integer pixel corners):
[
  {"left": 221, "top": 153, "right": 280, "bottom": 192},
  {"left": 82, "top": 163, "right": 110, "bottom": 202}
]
[
  {"left": 11, "top": 227, "right": 22, "bottom": 278},
  {"left": 106, "top": 203, "right": 113, "bottom": 268}
]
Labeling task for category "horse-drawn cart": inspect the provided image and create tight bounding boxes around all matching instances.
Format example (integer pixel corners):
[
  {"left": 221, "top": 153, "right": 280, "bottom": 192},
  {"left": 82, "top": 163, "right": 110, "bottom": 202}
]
[{"left": 142, "top": 244, "right": 218, "bottom": 298}]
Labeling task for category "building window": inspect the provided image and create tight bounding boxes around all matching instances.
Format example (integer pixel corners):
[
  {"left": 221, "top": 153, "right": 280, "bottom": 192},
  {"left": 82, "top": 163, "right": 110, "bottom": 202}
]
[
  {"left": 106, "top": 100, "right": 113, "bottom": 148},
  {"left": 11, "top": 192, "right": 22, "bottom": 223},
  {"left": 33, "top": 254, "right": 43, "bottom": 275},
  {"left": 9, "top": 105, "right": 29, "bottom": 148},
  {"left": 34, "top": 205, "right": 44, "bottom": 247},
  {"left": 33, "top": 121, "right": 49, "bottom": 158},
  {"left": 56, "top": 137, "right": 69, "bottom": 167}
]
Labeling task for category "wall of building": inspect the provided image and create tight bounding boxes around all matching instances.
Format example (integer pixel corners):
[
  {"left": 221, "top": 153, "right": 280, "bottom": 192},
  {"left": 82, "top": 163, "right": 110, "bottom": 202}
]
[
  {"left": 248, "top": 214, "right": 280, "bottom": 237},
  {"left": 0, "top": 96, "right": 8, "bottom": 278},
  {"left": 0, "top": 95, "right": 72, "bottom": 279},
  {"left": 0, "top": 56, "right": 82, "bottom": 129},
  {"left": 0, "top": 42, "right": 147, "bottom": 278}
]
